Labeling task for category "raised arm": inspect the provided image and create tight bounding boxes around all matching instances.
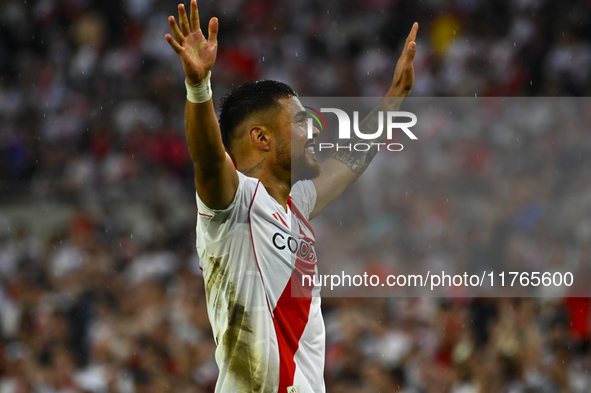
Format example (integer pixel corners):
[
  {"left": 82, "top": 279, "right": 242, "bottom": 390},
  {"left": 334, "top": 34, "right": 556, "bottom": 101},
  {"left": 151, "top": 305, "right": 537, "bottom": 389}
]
[
  {"left": 166, "top": 0, "right": 238, "bottom": 210},
  {"left": 310, "top": 22, "right": 418, "bottom": 219}
]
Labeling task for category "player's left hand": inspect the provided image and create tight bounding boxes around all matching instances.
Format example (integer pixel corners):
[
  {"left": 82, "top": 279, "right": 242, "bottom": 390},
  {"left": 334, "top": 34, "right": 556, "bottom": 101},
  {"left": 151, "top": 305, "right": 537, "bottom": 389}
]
[{"left": 390, "top": 22, "right": 418, "bottom": 97}]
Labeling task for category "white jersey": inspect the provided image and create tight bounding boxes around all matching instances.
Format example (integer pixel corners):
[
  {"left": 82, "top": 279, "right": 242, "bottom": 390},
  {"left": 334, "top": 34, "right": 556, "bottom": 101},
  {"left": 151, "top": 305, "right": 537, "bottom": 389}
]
[{"left": 196, "top": 171, "right": 325, "bottom": 393}]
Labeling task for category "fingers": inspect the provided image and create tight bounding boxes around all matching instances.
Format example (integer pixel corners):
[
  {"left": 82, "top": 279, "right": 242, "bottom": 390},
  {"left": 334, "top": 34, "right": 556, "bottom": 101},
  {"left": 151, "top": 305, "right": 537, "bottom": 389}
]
[
  {"left": 406, "top": 22, "right": 418, "bottom": 45},
  {"left": 404, "top": 22, "right": 418, "bottom": 62},
  {"left": 168, "top": 16, "right": 185, "bottom": 44},
  {"left": 165, "top": 34, "right": 183, "bottom": 54},
  {"left": 178, "top": 4, "right": 191, "bottom": 36},
  {"left": 169, "top": 2, "right": 215, "bottom": 51},
  {"left": 190, "top": 0, "right": 200, "bottom": 32},
  {"left": 208, "top": 17, "right": 219, "bottom": 46}
]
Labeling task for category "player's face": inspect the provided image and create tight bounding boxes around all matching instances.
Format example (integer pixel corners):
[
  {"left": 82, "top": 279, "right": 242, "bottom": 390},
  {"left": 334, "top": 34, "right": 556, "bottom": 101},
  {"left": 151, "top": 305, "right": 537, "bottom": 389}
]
[{"left": 275, "top": 97, "right": 321, "bottom": 182}]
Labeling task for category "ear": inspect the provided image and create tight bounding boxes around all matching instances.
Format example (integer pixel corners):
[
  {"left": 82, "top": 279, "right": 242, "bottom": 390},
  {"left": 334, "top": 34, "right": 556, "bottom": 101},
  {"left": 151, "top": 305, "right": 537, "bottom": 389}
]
[{"left": 248, "top": 126, "right": 272, "bottom": 152}]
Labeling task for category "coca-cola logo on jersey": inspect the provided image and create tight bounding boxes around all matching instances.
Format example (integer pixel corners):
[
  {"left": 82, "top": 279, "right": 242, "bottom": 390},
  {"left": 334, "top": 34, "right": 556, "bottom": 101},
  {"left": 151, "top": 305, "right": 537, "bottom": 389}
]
[{"left": 272, "top": 233, "right": 317, "bottom": 262}]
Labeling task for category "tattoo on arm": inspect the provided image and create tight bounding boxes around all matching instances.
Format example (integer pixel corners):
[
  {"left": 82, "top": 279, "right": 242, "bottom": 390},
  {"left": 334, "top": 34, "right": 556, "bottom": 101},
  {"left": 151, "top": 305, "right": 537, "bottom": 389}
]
[
  {"left": 327, "top": 97, "right": 404, "bottom": 175},
  {"left": 239, "top": 158, "right": 265, "bottom": 176}
]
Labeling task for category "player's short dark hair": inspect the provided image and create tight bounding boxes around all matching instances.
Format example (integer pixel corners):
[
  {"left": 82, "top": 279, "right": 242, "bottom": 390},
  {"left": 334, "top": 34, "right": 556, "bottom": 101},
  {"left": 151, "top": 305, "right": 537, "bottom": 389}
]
[{"left": 218, "top": 80, "right": 297, "bottom": 150}]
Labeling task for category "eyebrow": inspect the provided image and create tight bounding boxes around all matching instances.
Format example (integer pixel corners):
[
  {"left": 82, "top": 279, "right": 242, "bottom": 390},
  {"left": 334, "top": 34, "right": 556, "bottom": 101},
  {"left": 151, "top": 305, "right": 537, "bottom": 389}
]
[{"left": 293, "top": 111, "right": 307, "bottom": 121}]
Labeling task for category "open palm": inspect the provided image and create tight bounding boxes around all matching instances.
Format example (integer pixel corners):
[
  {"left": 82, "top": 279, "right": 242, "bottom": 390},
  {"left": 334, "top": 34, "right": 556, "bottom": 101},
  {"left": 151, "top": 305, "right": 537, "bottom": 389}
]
[{"left": 166, "top": 0, "right": 218, "bottom": 85}]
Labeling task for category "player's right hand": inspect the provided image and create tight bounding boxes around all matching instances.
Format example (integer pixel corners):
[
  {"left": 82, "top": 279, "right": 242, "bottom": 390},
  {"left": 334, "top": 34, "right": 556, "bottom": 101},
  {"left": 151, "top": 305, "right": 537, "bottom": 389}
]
[{"left": 165, "top": 0, "right": 218, "bottom": 85}]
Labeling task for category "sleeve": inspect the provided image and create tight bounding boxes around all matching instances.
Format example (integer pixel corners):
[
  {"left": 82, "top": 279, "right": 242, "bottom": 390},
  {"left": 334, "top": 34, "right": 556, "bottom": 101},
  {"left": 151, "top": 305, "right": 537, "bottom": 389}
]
[
  {"left": 289, "top": 180, "right": 318, "bottom": 219},
  {"left": 195, "top": 172, "right": 249, "bottom": 241}
]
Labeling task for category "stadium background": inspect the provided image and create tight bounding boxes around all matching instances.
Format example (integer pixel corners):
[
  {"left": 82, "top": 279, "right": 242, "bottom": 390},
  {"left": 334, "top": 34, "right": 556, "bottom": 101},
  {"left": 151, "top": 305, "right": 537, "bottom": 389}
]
[{"left": 0, "top": 0, "right": 590, "bottom": 391}]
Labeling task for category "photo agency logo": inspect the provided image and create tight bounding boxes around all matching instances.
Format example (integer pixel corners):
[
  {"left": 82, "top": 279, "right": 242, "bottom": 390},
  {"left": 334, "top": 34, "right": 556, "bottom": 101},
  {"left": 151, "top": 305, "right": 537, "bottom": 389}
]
[{"left": 305, "top": 105, "right": 418, "bottom": 151}]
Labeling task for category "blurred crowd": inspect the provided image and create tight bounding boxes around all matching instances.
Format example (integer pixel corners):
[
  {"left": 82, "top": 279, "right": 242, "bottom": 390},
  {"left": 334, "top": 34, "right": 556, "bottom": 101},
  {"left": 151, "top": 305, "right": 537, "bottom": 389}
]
[{"left": 1, "top": 0, "right": 591, "bottom": 391}]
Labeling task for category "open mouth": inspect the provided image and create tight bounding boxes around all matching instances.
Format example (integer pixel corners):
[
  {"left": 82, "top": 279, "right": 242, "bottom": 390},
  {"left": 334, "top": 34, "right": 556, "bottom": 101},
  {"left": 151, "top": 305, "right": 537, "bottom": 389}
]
[{"left": 305, "top": 144, "right": 315, "bottom": 155}]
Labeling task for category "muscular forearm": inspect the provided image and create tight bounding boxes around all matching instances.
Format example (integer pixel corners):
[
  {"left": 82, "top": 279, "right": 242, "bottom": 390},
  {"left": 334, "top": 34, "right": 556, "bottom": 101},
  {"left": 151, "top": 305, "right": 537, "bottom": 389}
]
[
  {"left": 184, "top": 96, "right": 238, "bottom": 209},
  {"left": 184, "top": 99, "right": 226, "bottom": 172},
  {"left": 167, "top": 1, "right": 237, "bottom": 209}
]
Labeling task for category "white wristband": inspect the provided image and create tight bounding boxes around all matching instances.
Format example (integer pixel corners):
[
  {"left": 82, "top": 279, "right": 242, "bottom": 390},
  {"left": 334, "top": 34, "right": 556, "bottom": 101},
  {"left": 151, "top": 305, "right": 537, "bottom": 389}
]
[{"left": 185, "top": 72, "right": 212, "bottom": 103}]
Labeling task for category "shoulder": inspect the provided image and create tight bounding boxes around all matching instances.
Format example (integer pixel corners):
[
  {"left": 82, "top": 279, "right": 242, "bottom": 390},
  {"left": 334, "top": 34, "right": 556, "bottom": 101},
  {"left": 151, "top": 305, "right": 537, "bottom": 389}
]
[{"left": 196, "top": 171, "right": 260, "bottom": 219}]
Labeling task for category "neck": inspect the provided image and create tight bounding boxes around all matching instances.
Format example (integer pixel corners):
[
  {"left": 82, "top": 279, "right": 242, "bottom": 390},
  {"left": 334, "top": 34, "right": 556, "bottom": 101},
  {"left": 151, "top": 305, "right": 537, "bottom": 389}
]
[
  {"left": 238, "top": 158, "right": 291, "bottom": 211},
  {"left": 259, "top": 173, "right": 291, "bottom": 211}
]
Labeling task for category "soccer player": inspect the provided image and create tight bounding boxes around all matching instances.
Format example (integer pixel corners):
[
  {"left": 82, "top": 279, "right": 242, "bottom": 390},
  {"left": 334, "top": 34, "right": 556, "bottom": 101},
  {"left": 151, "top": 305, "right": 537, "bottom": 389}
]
[{"left": 165, "top": 1, "right": 417, "bottom": 391}]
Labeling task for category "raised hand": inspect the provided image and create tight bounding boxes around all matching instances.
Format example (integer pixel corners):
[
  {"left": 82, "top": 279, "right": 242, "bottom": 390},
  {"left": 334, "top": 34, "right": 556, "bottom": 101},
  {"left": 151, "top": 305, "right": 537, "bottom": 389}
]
[
  {"left": 390, "top": 22, "right": 419, "bottom": 97},
  {"left": 165, "top": 0, "right": 218, "bottom": 85}
]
